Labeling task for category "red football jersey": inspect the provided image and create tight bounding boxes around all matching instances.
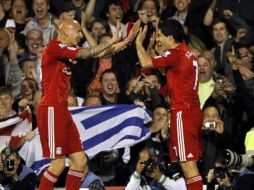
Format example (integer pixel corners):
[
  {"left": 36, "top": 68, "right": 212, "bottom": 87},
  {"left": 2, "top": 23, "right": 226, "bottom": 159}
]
[
  {"left": 152, "top": 43, "right": 200, "bottom": 109},
  {"left": 40, "top": 39, "right": 81, "bottom": 106}
]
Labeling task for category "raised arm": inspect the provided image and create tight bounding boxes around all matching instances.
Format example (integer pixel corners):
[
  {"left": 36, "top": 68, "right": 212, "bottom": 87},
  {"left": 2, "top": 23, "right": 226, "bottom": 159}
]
[
  {"left": 84, "top": 0, "right": 96, "bottom": 21},
  {"left": 81, "top": 12, "right": 97, "bottom": 47},
  {"left": 203, "top": 0, "right": 218, "bottom": 26},
  {"left": 96, "top": 20, "right": 141, "bottom": 57},
  {"left": 77, "top": 22, "right": 121, "bottom": 59},
  {"left": 135, "top": 26, "right": 153, "bottom": 68}
]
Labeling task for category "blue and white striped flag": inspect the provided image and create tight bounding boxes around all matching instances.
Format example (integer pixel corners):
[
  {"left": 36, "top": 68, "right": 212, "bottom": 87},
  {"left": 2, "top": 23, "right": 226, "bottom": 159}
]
[{"left": 19, "top": 104, "right": 152, "bottom": 175}]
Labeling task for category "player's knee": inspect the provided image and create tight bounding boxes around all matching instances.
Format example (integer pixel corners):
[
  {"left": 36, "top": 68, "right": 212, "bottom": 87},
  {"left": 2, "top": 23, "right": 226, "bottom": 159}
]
[
  {"left": 71, "top": 152, "right": 87, "bottom": 171},
  {"left": 49, "top": 158, "right": 65, "bottom": 175}
]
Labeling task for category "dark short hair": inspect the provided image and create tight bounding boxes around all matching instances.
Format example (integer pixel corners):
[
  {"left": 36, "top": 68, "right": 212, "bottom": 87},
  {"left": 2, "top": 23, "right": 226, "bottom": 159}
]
[
  {"left": 83, "top": 94, "right": 102, "bottom": 106},
  {"left": 138, "top": 0, "right": 160, "bottom": 15},
  {"left": 0, "top": 87, "right": 13, "bottom": 98},
  {"left": 202, "top": 104, "right": 221, "bottom": 117},
  {"left": 19, "top": 58, "right": 35, "bottom": 70},
  {"left": 102, "top": 0, "right": 122, "bottom": 19},
  {"left": 158, "top": 19, "right": 185, "bottom": 43},
  {"left": 211, "top": 18, "right": 226, "bottom": 30},
  {"left": 99, "top": 68, "right": 119, "bottom": 83},
  {"left": 88, "top": 18, "right": 111, "bottom": 34}
]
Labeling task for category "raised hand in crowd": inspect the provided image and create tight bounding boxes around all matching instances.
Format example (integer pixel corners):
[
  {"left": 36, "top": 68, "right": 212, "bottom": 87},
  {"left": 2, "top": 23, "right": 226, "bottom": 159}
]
[
  {"left": 202, "top": 117, "right": 224, "bottom": 134},
  {"left": 235, "top": 27, "right": 248, "bottom": 43},
  {"left": 81, "top": 11, "right": 97, "bottom": 47},
  {"left": 146, "top": 165, "right": 163, "bottom": 181},
  {"left": 135, "top": 159, "right": 145, "bottom": 175},
  {"left": 136, "top": 25, "right": 147, "bottom": 47},
  {"left": 212, "top": 76, "right": 235, "bottom": 99},
  {"left": 7, "top": 33, "right": 18, "bottom": 64},
  {"left": 227, "top": 47, "right": 254, "bottom": 79},
  {"left": 223, "top": 9, "right": 233, "bottom": 19}
]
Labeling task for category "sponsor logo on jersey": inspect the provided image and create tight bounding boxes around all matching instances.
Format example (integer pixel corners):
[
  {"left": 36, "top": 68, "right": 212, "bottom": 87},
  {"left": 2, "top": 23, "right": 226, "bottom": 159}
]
[
  {"left": 162, "top": 51, "right": 171, "bottom": 57},
  {"left": 56, "top": 147, "right": 62, "bottom": 155},
  {"left": 154, "top": 51, "right": 171, "bottom": 59}
]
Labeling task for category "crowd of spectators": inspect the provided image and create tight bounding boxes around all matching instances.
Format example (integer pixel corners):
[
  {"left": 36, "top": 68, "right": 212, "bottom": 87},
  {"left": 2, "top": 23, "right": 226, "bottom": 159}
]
[{"left": 1, "top": 0, "right": 254, "bottom": 189}]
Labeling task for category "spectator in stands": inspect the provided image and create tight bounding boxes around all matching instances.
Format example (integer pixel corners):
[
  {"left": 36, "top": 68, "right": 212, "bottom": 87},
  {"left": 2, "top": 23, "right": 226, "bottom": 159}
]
[
  {"left": 68, "top": 92, "right": 79, "bottom": 107},
  {"left": 80, "top": 154, "right": 105, "bottom": 190},
  {"left": 0, "top": 27, "right": 11, "bottom": 86},
  {"left": 0, "top": 27, "right": 21, "bottom": 99},
  {"left": 198, "top": 55, "right": 215, "bottom": 109},
  {"left": 225, "top": 45, "right": 254, "bottom": 97},
  {"left": 148, "top": 105, "right": 170, "bottom": 154},
  {"left": 82, "top": 18, "right": 111, "bottom": 48},
  {"left": 82, "top": 94, "right": 102, "bottom": 107},
  {"left": 99, "top": 69, "right": 132, "bottom": 105},
  {"left": 206, "top": 161, "right": 234, "bottom": 190},
  {"left": 126, "top": 73, "right": 162, "bottom": 110},
  {"left": 22, "top": 28, "right": 43, "bottom": 60},
  {"left": 19, "top": 58, "right": 37, "bottom": 81},
  {"left": 201, "top": 50, "right": 217, "bottom": 69},
  {"left": 0, "top": 147, "right": 37, "bottom": 190},
  {"left": 0, "top": 0, "right": 12, "bottom": 15},
  {"left": 9, "top": 0, "right": 29, "bottom": 33},
  {"left": 13, "top": 77, "right": 38, "bottom": 111},
  {"left": 0, "top": 0, "right": 30, "bottom": 33},
  {"left": 125, "top": 146, "right": 187, "bottom": 190},
  {"left": 200, "top": 104, "right": 235, "bottom": 182},
  {"left": 22, "top": 0, "right": 56, "bottom": 44},
  {"left": 20, "top": 29, "right": 43, "bottom": 87},
  {"left": 211, "top": 10, "right": 254, "bottom": 75},
  {"left": 50, "top": 0, "right": 89, "bottom": 23},
  {"left": 0, "top": 87, "right": 16, "bottom": 121},
  {"left": 102, "top": 0, "right": 124, "bottom": 36}
]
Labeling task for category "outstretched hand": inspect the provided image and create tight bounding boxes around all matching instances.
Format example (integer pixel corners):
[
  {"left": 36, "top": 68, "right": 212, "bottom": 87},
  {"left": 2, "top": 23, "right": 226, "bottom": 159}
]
[
  {"left": 110, "top": 21, "right": 121, "bottom": 44},
  {"left": 126, "top": 20, "right": 141, "bottom": 43},
  {"left": 135, "top": 25, "right": 148, "bottom": 46}
]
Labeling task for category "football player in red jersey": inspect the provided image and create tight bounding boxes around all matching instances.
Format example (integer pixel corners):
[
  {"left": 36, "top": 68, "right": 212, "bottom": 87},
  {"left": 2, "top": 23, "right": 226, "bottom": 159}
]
[
  {"left": 136, "top": 19, "right": 204, "bottom": 190},
  {"left": 37, "top": 19, "right": 122, "bottom": 190}
]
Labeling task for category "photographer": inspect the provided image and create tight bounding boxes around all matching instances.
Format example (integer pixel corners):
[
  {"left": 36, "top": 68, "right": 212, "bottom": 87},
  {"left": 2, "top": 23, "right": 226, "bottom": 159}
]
[
  {"left": 125, "top": 146, "right": 186, "bottom": 190},
  {"left": 0, "top": 147, "right": 37, "bottom": 190},
  {"left": 201, "top": 104, "right": 237, "bottom": 181},
  {"left": 206, "top": 163, "right": 234, "bottom": 190}
]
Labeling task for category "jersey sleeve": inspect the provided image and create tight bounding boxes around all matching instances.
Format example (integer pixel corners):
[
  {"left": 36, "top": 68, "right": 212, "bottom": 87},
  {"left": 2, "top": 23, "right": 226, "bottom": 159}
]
[
  {"left": 152, "top": 49, "right": 180, "bottom": 68},
  {"left": 47, "top": 41, "right": 82, "bottom": 60}
]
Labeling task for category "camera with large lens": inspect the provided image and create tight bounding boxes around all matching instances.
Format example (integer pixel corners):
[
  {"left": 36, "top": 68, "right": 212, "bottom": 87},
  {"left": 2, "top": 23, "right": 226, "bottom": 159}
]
[
  {"left": 4, "top": 158, "right": 15, "bottom": 171},
  {"left": 143, "top": 158, "right": 157, "bottom": 173},
  {"left": 214, "top": 167, "right": 227, "bottom": 179},
  {"left": 221, "top": 149, "right": 254, "bottom": 168}
]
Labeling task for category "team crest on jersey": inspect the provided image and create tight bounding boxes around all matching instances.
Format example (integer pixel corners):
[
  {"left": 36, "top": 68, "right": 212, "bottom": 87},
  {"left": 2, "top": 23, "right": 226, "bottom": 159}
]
[
  {"left": 59, "top": 43, "right": 67, "bottom": 49},
  {"left": 56, "top": 147, "right": 62, "bottom": 155},
  {"left": 162, "top": 51, "right": 171, "bottom": 57}
]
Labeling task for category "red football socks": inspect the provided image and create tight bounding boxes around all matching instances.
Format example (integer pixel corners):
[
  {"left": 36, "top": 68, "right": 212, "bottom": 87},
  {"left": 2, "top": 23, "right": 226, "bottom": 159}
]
[
  {"left": 186, "top": 175, "right": 203, "bottom": 190},
  {"left": 38, "top": 170, "right": 58, "bottom": 190},
  {"left": 66, "top": 169, "right": 84, "bottom": 190}
]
